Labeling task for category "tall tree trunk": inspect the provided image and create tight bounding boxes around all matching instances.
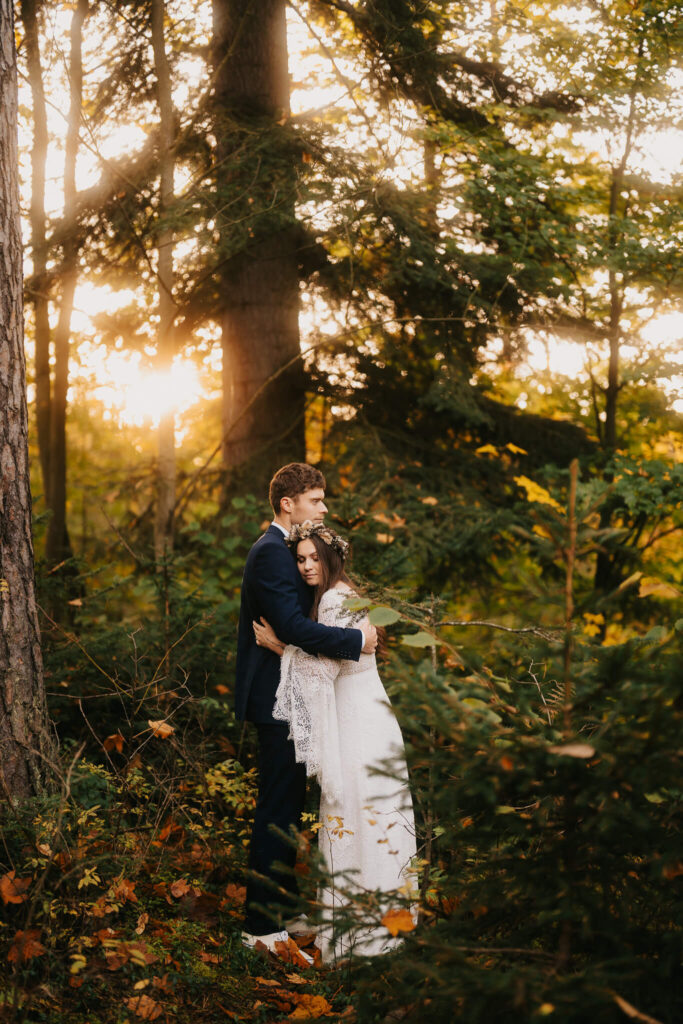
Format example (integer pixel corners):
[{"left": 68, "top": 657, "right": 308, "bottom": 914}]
[
  {"left": 151, "top": 0, "right": 177, "bottom": 562},
  {"left": 20, "top": 0, "right": 51, "bottom": 503},
  {"left": 46, "top": 0, "right": 87, "bottom": 567},
  {"left": 211, "top": 0, "right": 305, "bottom": 486},
  {"left": 594, "top": 38, "right": 643, "bottom": 595},
  {"left": 0, "top": 0, "right": 56, "bottom": 799},
  {"left": 601, "top": 35, "right": 642, "bottom": 453}
]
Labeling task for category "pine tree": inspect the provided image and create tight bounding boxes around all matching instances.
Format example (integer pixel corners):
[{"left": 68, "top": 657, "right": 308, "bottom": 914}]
[
  {"left": 0, "top": 0, "right": 56, "bottom": 798},
  {"left": 211, "top": 0, "right": 306, "bottom": 485}
]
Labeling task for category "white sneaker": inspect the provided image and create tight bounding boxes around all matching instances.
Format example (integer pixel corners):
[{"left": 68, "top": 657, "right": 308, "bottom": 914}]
[
  {"left": 285, "top": 914, "right": 318, "bottom": 937},
  {"left": 241, "top": 928, "right": 314, "bottom": 966}
]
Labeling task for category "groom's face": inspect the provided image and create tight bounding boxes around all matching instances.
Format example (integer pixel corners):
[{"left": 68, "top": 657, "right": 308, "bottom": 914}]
[{"left": 289, "top": 487, "right": 327, "bottom": 525}]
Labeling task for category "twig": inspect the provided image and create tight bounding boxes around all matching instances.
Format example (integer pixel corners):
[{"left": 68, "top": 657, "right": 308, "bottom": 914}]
[
  {"left": 437, "top": 619, "right": 562, "bottom": 642},
  {"left": 525, "top": 660, "right": 553, "bottom": 725},
  {"left": 449, "top": 945, "right": 556, "bottom": 959},
  {"left": 37, "top": 604, "right": 120, "bottom": 688}
]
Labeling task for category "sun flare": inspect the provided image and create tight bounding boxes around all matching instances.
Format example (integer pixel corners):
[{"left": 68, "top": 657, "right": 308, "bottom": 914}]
[{"left": 91, "top": 352, "right": 206, "bottom": 430}]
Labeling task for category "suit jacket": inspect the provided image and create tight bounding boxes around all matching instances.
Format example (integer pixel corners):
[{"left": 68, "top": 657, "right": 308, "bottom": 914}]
[{"left": 235, "top": 525, "right": 364, "bottom": 723}]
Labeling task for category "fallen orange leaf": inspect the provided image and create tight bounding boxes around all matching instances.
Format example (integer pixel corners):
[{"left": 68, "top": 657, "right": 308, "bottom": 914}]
[
  {"left": 0, "top": 871, "right": 32, "bottom": 905},
  {"left": 273, "top": 937, "right": 314, "bottom": 969},
  {"left": 152, "top": 974, "right": 173, "bottom": 993},
  {"left": 170, "top": 879, "right": 191, "bottom": 898},
  {"left": 111, "top": 878, "right": 138, "bottom": 904},
  {"left": 103, "top": 732, "right": 124, "bottom": 753},
  {"left": 8, "top": 930, "right": 46, "bottom": 963},
  {"left": 381, "top": 908, "right": 416, "bottom": 937},
  {"left": 105, "top": 951, "right": 128, "bottom": 971},
  {"left": 199, "top": 950, "right": 222, "bottom": 964},
  {"left": 289, "top": 993, "right": 333, "bottom": 1019},
  {"left": 224, "top": 883, "right": 246, "bottom": 905},
  {"left": 126, "top": 994, "right": 163, "bottom": 1020}
]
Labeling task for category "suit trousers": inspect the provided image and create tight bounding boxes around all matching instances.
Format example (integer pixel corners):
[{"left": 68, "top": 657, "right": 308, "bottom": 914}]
[{"left": 243, "top": 722, "right": 307, "bottom": 935}]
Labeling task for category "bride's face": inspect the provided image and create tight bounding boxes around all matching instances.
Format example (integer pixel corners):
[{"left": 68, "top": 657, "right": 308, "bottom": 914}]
[{"left": 296, "top": 538, "right": 321, "bottom": 586}]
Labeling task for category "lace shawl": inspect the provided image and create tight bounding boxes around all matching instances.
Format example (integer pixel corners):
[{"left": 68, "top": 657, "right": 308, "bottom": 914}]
[{"left": 273, "top": 587, "right": 366, "bottom": 805}]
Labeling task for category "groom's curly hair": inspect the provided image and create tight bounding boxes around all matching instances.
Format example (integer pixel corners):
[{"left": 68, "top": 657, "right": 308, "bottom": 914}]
[{"left": 269, "top": 463, "right": 326, "bottom": 514}]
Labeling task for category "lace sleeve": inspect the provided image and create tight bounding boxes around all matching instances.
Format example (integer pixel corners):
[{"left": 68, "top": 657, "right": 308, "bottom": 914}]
[{"left": 272, "top": 588, "right": 356, "bottom": 804}]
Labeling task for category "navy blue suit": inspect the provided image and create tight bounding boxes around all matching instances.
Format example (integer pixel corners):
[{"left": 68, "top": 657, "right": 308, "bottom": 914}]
[{"left": 236, "top": 525, "right": 363, "bottom": 933}]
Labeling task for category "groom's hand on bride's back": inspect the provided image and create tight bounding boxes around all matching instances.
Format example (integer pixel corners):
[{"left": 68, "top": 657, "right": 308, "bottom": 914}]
[{"left": 361, "top": 624, "right": 378, "bottom": 654}]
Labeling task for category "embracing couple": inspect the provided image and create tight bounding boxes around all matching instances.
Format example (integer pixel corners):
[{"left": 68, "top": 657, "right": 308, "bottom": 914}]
[{"left": 235, "top": 463, "right": 416, "bottom": 964}]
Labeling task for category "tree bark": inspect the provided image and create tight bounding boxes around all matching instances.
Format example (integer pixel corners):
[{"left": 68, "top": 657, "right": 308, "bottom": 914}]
[
  {"left": 20, "top": 0, "right": 51, "bottom": 503},
  {"left": 0, "top": 0, "right": 56, "bottom": 799},
  {"left": 46, "top": 0, "right": 87, "bottom": 567},
  {"left": 151, "top": 0, "right": 177, "bottom": 562},
  {"left": 211, "top": 0, "right": 305, "bottom": 485}
]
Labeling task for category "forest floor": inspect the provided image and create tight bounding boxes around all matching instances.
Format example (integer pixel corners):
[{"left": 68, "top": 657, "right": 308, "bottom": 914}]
[{"left": 1, "top": 808, "right": 360, "bottom": 1024}]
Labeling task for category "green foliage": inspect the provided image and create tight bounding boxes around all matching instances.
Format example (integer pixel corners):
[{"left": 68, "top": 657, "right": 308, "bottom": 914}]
[{"left": 329, "top": 593, "right": 682, "bottom": 1022}]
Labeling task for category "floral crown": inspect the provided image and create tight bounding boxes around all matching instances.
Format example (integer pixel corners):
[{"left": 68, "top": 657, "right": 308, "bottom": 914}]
[{"left": 288, "top": 520, "right": 350, "bottom": 560}]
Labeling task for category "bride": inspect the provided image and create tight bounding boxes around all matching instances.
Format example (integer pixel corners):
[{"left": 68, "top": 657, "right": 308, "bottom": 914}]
[{"left": 253, "top": 520, "right": 417, "bottom": 963}]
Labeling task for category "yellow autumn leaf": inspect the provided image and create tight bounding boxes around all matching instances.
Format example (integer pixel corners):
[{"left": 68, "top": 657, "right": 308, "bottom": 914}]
[
  {"left": 70, "top": 954, "right": 87, "bottom": 975},
  {"left": 514, "top": 476, "right": 563, "bottom": 511},
  {"left": 638, "top": 576, "right": 680, "bottom": 599},
  {"left": 476, "top": 444, "right": 498, "bottom": 455},
  {"left": 381, "top": 908, "right": 416, "bottom": 936},
  {"left": 506, "top": 442, "right": 528, "bottom": 454}
]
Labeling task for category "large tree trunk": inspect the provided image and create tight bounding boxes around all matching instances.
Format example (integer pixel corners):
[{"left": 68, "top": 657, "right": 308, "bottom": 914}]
[
  {"left": 151, "top": 0, "right": 177, "bottom": 562},
  {"left": 0, "top": 0, "right": 56, "bottom": 799},
  {"left": 46, "top": 0, "right": 87, "bottom": 568},
  {"left": 20, "top": 0, "right": 51, "bottom": 503},
  {"left": 211, "top": 0, "right": 305, "bottom": 485}
]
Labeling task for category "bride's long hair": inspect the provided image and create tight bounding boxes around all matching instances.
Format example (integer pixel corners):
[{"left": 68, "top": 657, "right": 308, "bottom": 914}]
[
  {"left": 299, "top": 534, "right": 351, "bottom": 621},
  {"left": 299, "top": 536, "right": 387, "bottom": 656}
]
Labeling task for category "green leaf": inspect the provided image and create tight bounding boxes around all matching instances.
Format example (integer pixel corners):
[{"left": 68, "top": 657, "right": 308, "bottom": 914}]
[
  {"left": 368, "top": 606, "right": 401, "bottom": 626},
  {"left": 343, "top": 596, "right": 371, "bottom": 611},
  {"left": 644, "top": 626, "right": 667, "bottom": 644},
  {"left": 645, "top": 792, "right": 666, "bottom": 804},
  {"left": 496, "top": 806, "right": 516, "bottom": 815},
  {"left": 400, "top": 631, "right": 435, "bottom": 647}
]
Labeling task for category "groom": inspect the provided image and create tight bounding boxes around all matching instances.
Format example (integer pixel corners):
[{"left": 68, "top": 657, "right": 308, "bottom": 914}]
[{"left": 236, "top": 462, "right": 377, "bottom": 952}]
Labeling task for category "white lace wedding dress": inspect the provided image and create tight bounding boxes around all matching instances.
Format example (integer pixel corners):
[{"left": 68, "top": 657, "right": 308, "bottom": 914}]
[{"left": 273, "top": 585, "right": 417, "bottom": 963}]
